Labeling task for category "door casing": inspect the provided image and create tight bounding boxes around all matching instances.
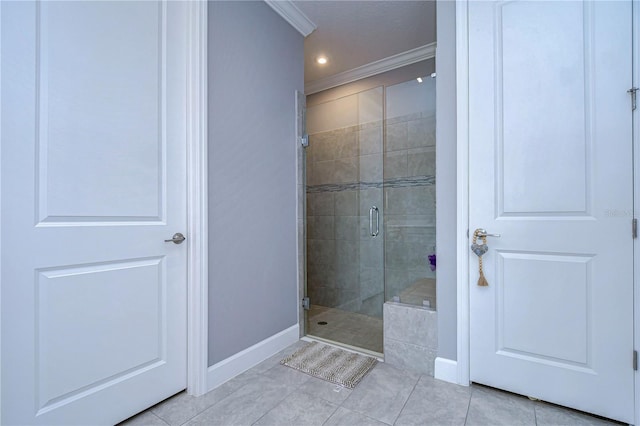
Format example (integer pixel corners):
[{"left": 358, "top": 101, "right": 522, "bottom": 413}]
[
  {"left": 184, "top": 0, "right": 209, "bottom": 399},
  {"left": 455, "top": 1, "right": 638, "bottom": 424},
  {"left": 633, "top": 2, "right": 640, "bottom": 424}
]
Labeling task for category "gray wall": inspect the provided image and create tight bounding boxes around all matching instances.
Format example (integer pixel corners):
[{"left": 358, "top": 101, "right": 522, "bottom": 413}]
[
  {"left": 207, "top": 1, "right": 304, "bottom": 366},
  {"left": 435, "top": 0, "right": 457, "bottom": 361}
]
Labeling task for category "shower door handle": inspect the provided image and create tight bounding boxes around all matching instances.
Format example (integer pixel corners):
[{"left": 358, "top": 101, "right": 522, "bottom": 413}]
[{"left": 369, "top": 206, "right": 379, "bottom": 237}]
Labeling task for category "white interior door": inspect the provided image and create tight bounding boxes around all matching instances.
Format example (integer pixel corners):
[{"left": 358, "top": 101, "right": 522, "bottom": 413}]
[
  {"left": 467, "top": 1, "right": 634, "bottom": 423},
  {"left": 1, "top": 1, "right": 188, "bottom": 424}
]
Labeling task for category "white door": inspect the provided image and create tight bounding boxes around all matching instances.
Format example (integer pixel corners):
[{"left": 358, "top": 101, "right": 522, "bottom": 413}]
[
  {"left": 467, "top": 1, "right": 634, "bottom": 423},
  {"left": 1, "top": 1, "right": 188, "bottom": 424}
]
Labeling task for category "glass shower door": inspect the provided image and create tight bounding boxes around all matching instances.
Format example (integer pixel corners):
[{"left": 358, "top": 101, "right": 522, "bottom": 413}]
[
  {"left": 304, "top": 87, "right": 384, "bottom": 354},
  {"left": 383, "top": 76, "right": 437, "bottom": 308}
]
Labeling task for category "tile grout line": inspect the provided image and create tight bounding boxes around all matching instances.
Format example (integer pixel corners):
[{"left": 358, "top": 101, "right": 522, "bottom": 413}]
[
  {"left": 325, "top": 362, "right": 393, "bottom": 425},
  {"left": 175, "top": 366, "right": 272, "bottom": 426},
  {"left": 318, "top": 394, "right": 342, "bottom": 426},
  {"left": 150, "top": 411, "right": 170, "bottom": 426},
  {"left": 251, "top": 365, "right": 316, "bottom": 425},
  {"left": 463, "top": 383, "right": 474, "bottom": 426},
  {"left": 390, "top": 373, "right": 423, "bottom": 425}
]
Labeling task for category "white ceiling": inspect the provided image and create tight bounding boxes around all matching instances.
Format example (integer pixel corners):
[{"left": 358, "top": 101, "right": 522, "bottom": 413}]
[{"left": 293, "top": 1, "right": 437, "bottom": 85}]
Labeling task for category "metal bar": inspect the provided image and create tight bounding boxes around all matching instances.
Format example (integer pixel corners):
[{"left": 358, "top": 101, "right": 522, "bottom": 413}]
[
  {"left": 370, "top": 206, "right": 379, "bottom": 237},
  {"left": 476, "top": 228, "right": 500, "bottom": 238},
  {"left": 369, "top": 207, "right": 375, "bottom": 236},
  {"left": 374, "top": 206, "right": 380, "bottom": 237}
]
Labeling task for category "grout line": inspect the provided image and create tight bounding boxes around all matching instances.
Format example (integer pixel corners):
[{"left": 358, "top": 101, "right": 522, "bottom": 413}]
[
  {"left": 148, "top": 411, "right": 170, "bottom": 426},
  {"left": 250, "top": 368, "right": 310, "bottom": 425},
  {"left": 463, "top": 384, "right": 473, "bottom": 426},
  {"left": 319, "top": 402, "right": 341, "bottom": 426},
  {"left": 391, "top": 373, "right": 422, "bottom": 425},
  {"left": 175, "top": 373, "right": 263, "bottom": 426}
]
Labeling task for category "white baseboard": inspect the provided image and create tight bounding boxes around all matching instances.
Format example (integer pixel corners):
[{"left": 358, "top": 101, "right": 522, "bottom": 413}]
[
  {"left": 207, "top": 324, "right": 299, "bottom": 392},
  {"left": 434, "top": 357, "right": 458, "bottom": 384}
]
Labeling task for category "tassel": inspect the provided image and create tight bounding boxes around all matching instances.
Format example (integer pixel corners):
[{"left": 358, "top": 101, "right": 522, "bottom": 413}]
[
  {"left": 472, "top": 230, "right": 489, "bottom": 287},
  {"left": 477, "top": 273, "right": 489, "bottom": 287}
]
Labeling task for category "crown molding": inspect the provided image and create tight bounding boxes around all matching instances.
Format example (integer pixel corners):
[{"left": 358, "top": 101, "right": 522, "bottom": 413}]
[
  {"left": 305, "top": 42, "right": 437, "bottom": 95},
  {"left": 264, "top": 1, "right": 316, "bottom": 37}
]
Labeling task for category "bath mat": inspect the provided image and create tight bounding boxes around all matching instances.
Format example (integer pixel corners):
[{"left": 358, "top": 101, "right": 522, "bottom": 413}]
[{"left": 280, "top": 342, "right": 377, "bottom": 389}]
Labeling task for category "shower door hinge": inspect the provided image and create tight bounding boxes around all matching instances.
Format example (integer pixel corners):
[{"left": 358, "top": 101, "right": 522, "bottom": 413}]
[
  {"left": 628, "top": 87, "right": 638, "bottom": 111},
  {"left": 633, "top": 219, "right": 637, "bottom": 239},
  {"left": 300, "top": 134, "right": 309, "bottom": 148},
  {"left": 301, "top": 297, "right": 310, "bottom": 311},
  {"left": 633, "top": 350, "right": 638, "bottom": 371}
]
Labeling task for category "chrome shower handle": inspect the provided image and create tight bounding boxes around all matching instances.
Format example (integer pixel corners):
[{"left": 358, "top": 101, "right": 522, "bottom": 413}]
[{"left": 369, "top": 206, "right": 379, "bottom": 237}]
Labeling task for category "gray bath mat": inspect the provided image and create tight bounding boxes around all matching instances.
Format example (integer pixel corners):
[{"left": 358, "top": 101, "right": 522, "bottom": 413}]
[{"left": 280, "top": 342, "right": 377, "bottom": 389}]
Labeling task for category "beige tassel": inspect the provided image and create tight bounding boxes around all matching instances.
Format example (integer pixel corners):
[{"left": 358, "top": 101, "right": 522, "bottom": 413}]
[
  {"left": 477, "top": 270, "right": 489, "bottom": 287},
  {"left": 473, "top": 230, "right": 489, "bottom": 287}
]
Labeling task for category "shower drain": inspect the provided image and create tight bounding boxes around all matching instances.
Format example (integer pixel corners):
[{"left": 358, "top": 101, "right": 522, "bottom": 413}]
[{"left": 317, "top": 321, "right": 328, "bottom": 325}]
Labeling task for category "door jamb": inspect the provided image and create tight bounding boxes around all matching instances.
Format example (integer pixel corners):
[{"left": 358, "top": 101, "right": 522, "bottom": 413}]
[
  {"left": 455, "top": 0, "right": 471, "bottom": 387},
  {"left": 185, "top": 0, "right": 209, "bottom": 397},
  {"left": 633, "top": 1, "right": 639, "bottom": 424}
]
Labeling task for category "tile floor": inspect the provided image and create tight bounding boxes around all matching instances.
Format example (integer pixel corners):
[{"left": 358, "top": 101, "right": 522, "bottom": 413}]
[
  {"left": 121, "top": 341, "right": 621, "bottom": 426},
  {"left": 306, "top": 305, "right": 383, "bottom": 354},
  {"left": 304, "top": 279, "right": 436, "bottom": 354}
]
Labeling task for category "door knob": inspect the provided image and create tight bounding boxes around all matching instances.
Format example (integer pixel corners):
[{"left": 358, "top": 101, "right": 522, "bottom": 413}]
[{"left": 164, "top": 233, "right": 186, "bottom": 244}]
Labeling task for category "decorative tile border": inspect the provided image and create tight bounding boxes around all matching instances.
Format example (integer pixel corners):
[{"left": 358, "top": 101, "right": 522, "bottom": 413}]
[
  {"left": 308, "top": 120, "right": 382, "bottom": 137},
  {"left": 307, "top": 113, "right": 435, "bottom": 137},
  {"left": 306, "top": 175, "right": 435, "bottom": 194}
]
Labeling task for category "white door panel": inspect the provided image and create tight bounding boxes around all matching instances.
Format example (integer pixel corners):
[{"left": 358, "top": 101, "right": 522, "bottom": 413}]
[
  {"left": 38, "top": 1, "right": 164, "bottom": 221},
  {"left": 468, "top": 1, "right": 634, "bottom": 423},
  {"left": 2, "top": 1, "right": 187, "bottom": 424}
]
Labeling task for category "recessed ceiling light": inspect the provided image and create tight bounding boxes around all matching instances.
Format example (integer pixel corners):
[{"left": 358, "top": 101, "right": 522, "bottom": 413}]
[
  {"left": 316, "top": 56, "right": 328, "bottom": 65},
  {"left": 417, "top": 77, "right": 423, "bottom": 83}
]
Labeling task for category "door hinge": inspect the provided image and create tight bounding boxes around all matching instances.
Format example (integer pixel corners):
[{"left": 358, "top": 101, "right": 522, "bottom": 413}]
[
  {"left": 633, "top": 219, "right": 637, "bottom": 239},
  {"left": 301, "top": 297, "right": 310, "bottom": 311},
  {"left": 634, "top": 350, "right": 638, "bottom": 371},
  {"left": 628, "top": 87, "right": 638, "bottom": 111}
]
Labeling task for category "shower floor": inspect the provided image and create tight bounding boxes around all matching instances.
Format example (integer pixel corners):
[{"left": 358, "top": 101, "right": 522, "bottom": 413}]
[{"left": 305, "top": 305, "right": 383, "bottom": 354}]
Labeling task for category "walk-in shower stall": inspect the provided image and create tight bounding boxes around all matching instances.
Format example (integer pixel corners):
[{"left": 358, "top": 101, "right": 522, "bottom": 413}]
[{"left": 303, "top": 62, "right": 436, "bottom": 360}]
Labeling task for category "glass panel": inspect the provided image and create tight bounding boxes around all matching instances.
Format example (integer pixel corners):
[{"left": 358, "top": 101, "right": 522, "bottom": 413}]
[
  {"left": 384, "top": 76, "right": 437, "bottom": 308},
  {"left": 304, "top": 87, "right": 384, "bottom": 354}
]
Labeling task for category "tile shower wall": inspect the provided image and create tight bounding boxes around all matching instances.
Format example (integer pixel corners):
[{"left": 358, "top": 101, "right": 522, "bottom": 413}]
[
  {"left": 306, "top": 121, "right": 385, "bottom": 318},
  {"left": 306, "top": 116, "right": 436, "bottom": 313},
  {"left": 306, "top": 85, "right": 436, "bottom": 315},
  {"left": 383, "top": 302, "right": 437, "bottom": 375},
  {"left": 384, "top": 111, "right": 437, "bottom": 307}
]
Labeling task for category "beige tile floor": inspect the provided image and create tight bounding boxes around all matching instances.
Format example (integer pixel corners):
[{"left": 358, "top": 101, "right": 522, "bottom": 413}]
[
  {"left": 121, "top": 340, "right": 622, "bottom": 426},
  {"left": 306, "top": 305, "right": 383, "bottom": 353},
  {"left": 304, "top": 277, "right": 436, "bottom": 355}
]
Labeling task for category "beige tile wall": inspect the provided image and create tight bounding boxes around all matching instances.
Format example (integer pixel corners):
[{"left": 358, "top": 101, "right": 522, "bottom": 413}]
[
  {"left": 384, "top": 112, "right": 436, "bottom": 304},
  {"left": 305, "top": 111, "right": 436, "bottom": 317}
]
